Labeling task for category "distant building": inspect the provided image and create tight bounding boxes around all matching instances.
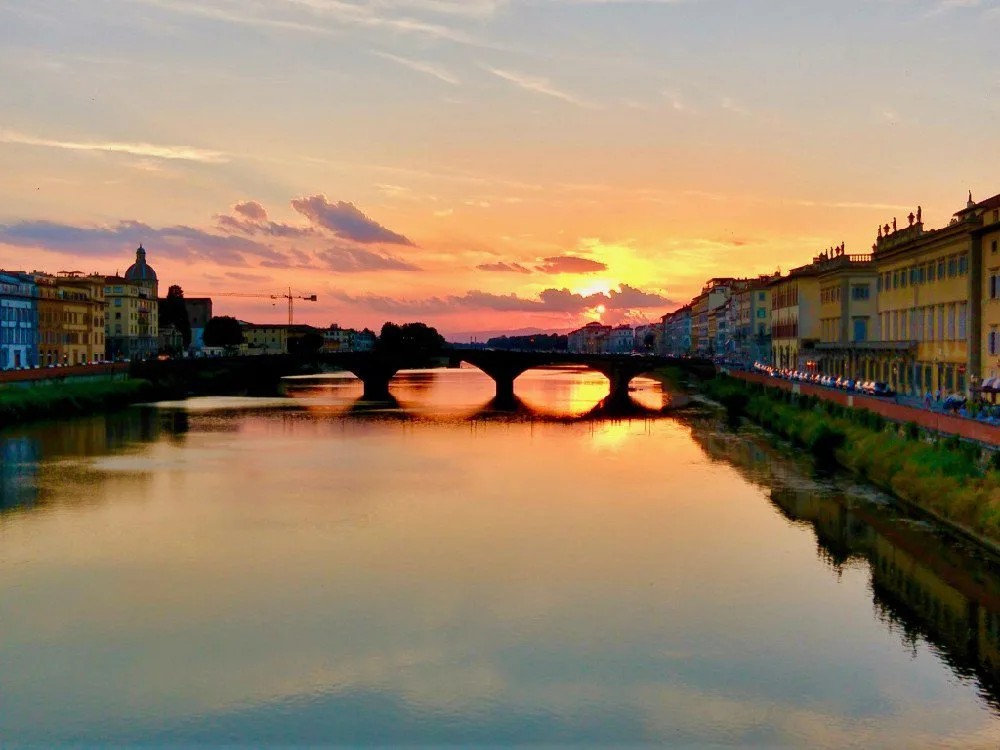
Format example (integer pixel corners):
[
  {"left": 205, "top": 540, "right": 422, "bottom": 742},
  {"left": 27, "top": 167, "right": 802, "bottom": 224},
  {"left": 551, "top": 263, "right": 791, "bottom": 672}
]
[
  {"left": 184, "top": 297, "right": 213, "bottom": 352},
  {"left": 242, "top": 323, "right": 321, "bottom": 354},
  {"left": 321, "top": 325, "right": 378, "bottom": 353},
  {"left": 607, "top": 325, "right": 635, "bottom": 353},
  {"left": 0, "top": 271, "right": 38, "bottom": 369},
  {"left": 660, "top": 305, "right": 692, "bottom": 356},
  {"left": 567, "top": 322, "right": 611, "bottom": 353}
]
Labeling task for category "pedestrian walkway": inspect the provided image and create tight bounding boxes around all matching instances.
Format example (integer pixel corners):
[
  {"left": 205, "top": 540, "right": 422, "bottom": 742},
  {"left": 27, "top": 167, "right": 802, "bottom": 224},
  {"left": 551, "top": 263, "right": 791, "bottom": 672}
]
[{"left": 730, "top": 371, "right": 1000, "bottom": 447}]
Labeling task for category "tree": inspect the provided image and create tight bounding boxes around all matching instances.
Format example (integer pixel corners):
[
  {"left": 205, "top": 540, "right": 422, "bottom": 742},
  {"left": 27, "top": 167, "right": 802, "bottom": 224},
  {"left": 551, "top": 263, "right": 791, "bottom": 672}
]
[
  {"left": 203, "top": 316, "right": 244, "bottom": 351},
  {"left": 289, "top": 330, "right": 324, "bottom": 354},
  {"left": 158, "top": 285, "right": 192, "bottom": 348},
  {"left": 375, "top": 321, "right": 445, "bottom": 361}
]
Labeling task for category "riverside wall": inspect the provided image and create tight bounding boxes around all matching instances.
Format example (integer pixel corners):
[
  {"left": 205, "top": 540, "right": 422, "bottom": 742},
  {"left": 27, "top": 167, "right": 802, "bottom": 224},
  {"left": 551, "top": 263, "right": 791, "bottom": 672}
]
[
  {"left": 0, "top": 363, "right": 129, "bottom": 389},
  {"left": 731, "top": 371, "right": 1000, "bottom": 446}
]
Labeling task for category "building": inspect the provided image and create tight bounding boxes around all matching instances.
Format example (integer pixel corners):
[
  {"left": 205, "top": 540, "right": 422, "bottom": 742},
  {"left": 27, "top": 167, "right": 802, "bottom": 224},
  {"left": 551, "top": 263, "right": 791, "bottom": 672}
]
[
  {"left": 731, "top": 277, "right": 775, "bottom": 364},
  {"left": 321, "top": 325, "right": 381, "bottom": 353},
  {"left": 691, "top": 279, "right": 735, "bottom": 355},
  {"left": 606, "top": 325, "right": 635, "bottom": 354},
  {"left": 769, "top": 258, "right": 824, "bottom": 370},
  {"left": 105, "top": 245, "right": 159, "bottom": 360},
  {"left": 567, "top": 322, "right": 611, "bottom": 353},
  {"left": 813, "top": 252, "right": 880, "bottom": 379},
  {"left": 0, "top": 271, "right": 38, "bottom": 370},
  {"left": 242, "top": 323, "right": 321, "bottom": 354},
  {"left": 184, "top": 297, "right": 213, "bottom": 352},
  {"left": 35, "top": 272, "right": 106, "bottom": 366},
  {"left": 974, "top": 195, "right": 1000, "bottom": 386},
  {"left": 872, "top": 199, "right": 978, "bottom": 395},
  {"left": 660, "top": 305, "right": 692, "bottom": 356}
]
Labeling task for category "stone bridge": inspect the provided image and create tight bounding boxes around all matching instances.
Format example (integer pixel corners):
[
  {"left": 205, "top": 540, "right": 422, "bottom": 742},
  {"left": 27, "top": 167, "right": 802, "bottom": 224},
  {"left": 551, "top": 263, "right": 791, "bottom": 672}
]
[
  {"left": 133, "top": 350, "right": 714, "bottom": 401},
  {"left": 323, "top": 349, "right": 714, "bottom": 402}
]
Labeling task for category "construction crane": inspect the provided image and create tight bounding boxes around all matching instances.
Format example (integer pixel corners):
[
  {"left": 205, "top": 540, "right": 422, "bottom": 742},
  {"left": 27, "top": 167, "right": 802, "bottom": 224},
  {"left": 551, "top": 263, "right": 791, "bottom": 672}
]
[{"left": 189, "top": 288, "right": 318, "bottom": 325}]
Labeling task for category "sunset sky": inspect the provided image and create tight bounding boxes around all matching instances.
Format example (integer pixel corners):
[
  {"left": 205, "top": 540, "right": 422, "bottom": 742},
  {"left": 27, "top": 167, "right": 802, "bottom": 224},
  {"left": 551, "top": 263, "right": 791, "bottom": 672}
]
[{"left": 1, "top": 0, "right": 998, "bottom": 339}]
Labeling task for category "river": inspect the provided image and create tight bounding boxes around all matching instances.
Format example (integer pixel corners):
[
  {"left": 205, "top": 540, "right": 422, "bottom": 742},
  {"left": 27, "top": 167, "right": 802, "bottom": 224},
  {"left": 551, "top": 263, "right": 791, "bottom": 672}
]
[{"left": 1, "top": 366, "right": 999, "bottom": 748}]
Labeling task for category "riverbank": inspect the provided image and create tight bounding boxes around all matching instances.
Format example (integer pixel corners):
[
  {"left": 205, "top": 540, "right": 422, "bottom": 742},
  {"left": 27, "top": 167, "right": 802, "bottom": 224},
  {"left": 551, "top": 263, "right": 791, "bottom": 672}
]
[
  {"left": 703, "top": 375, "right": 1000, "bottom": 548},
  {"left": 0, "top": 379, "right": 157, "bottom": 426}
]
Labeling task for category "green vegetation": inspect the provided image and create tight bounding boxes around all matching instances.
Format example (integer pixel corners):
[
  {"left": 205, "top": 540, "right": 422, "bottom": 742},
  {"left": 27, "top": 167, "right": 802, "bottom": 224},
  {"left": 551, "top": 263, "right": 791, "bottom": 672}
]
[
  {"left": 0, "top": 379, "right": 155, "bottom": 425},
  {"left": 704, "top": 376, "right": 1000, "bottom": 544}
]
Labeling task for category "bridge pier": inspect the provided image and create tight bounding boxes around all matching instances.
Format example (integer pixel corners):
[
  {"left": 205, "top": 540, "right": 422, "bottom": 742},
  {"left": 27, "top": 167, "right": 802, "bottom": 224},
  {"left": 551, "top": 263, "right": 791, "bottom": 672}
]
[
  {"left": 475, "top": 363, "right": 530, "bottom": 401},
  {"left": 606, "top": 367, "right": 634, "bottom": 404},
  {"left": 344, "top": 359, "right": 401, "bottom": 401}
]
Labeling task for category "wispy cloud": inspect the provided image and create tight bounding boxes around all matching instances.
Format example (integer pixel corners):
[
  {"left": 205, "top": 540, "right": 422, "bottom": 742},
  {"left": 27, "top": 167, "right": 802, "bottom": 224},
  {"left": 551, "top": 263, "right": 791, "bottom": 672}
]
[
  {"left": 483, "top": 65, "right": 597, "bottom": 108},
  {"left": 373, "top": 51, "right": 460, "bottom": 85},
  {"left": 0, "top": 128, "right": 228, "bottom": 163}
]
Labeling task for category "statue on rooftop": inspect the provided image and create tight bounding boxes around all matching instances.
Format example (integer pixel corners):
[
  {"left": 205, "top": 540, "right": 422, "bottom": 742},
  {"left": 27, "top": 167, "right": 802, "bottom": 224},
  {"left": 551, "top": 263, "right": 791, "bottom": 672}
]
[
  {"left": 893, "top": 217, "right": 897, "bottom": 232},
  {"left": 908, "top": 212, "right": 915, "bottom": 226},
  {"left": 917, "top": 205, "right": 922, "bottom": 223},
  {"left": 878, "top": 225, "right": 883, "bottom": 239}
]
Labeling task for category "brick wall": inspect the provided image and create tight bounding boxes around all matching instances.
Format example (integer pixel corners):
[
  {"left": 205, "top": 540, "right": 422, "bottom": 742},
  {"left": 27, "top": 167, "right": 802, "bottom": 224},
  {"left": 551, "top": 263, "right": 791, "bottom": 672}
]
[{"left": 0, "top": 363, "right": 128, "bottom": 388}]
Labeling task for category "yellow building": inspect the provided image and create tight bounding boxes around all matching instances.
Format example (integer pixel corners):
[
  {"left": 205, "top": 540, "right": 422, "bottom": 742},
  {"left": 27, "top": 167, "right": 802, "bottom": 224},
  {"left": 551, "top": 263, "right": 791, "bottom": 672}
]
[
  {"left": 105, "top": 246, "right": 159, "bottom": 361},
  {"left": 872, "top": 198, "right": 981, "bottom": 396},
  {"left": 814, "top": 253, "right": 881, "bottom": 378},
  {"left": 768, "top": 258, "right": 824, "bottom": 370},
  {"left": 35, "top": 272, "right": 106, "bottom": 365},
  {"left": 975, "top": 196, "right": 1000, "bottom": 383}
]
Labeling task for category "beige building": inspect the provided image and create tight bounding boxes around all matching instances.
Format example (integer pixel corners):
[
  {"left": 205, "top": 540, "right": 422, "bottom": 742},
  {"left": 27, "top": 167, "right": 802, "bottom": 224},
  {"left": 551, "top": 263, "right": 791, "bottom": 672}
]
[
  {"left": 769, "top": 259, "right": 824, "bottom": 370},
  {"left": 242, "top": 323, "right": 321, "bottom": 354},
  {"left": 814, "top": 253, "right": 880, "bottom": 378}
]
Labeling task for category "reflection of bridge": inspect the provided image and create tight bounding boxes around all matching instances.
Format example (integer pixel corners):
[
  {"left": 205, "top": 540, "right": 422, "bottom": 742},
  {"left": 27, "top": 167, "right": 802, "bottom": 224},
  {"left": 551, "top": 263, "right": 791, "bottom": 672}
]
[{"left": 321, "top": 350, "right": 714, "bottom": 401}]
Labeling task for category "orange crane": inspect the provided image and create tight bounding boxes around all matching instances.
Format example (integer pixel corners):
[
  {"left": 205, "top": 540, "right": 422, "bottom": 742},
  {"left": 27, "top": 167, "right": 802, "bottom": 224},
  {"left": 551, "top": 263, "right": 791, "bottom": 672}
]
[{"left": 189, "top": 288, "right": 318, "bottom": 325}]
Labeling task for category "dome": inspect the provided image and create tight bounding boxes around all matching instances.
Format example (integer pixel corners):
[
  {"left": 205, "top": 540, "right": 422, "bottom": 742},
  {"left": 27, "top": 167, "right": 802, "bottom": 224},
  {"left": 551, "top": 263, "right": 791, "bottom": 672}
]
[{"left": 124, "top": 244, "right": 157, "bottom": 283}]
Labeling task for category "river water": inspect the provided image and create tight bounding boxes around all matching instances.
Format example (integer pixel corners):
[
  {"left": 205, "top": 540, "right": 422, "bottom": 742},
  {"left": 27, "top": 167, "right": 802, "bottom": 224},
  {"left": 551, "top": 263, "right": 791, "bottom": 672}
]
[{"left": 2, "top": 366, "right": 1000, "bottom": 748}]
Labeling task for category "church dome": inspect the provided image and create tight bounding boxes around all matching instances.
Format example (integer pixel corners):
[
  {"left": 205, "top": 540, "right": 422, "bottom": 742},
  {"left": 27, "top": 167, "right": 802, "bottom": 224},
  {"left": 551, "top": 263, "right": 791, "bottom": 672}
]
[{"left": 124, "top": 244, "right": 157, "bottom": 283}]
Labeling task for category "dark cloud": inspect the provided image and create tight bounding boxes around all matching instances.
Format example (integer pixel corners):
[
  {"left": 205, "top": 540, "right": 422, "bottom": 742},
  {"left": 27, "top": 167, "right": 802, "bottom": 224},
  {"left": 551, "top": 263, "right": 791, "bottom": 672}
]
[
  {"left": 291, "top": 195, "right": 415, "bottom": 246},
  {"left": 0, "top": 219, "right": 290, "bottom": 267},
  {"left": 234, "top": 201, "right": 268, "bottom": 222},
  {"left": 535, "top": 255, "right": 608, "bottom": 274},
  {"left": 316, "top": 247, "right": 420, "bottom": 273},
  {"left": 216, "top": 201, "right": 314, "bottom": 239},
  {"left": 328, "top": 284, "right": 671, "bottom": 315},
  {"left": 476, "top": 261, "right": 531, "bottom": 273}
]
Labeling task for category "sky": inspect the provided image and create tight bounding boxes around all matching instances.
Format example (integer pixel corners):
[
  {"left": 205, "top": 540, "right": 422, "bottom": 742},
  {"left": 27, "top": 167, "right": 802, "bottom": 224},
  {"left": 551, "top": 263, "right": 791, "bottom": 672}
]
[{"left": 1, "top": 0, "right": 998, "bottom": 339}]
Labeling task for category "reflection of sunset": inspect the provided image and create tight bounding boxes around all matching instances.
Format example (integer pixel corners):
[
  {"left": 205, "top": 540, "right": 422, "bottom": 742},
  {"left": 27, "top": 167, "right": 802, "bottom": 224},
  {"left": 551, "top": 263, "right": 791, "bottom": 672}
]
[{"left": 589, "top": 421, "right": 635, "bottom": 451}]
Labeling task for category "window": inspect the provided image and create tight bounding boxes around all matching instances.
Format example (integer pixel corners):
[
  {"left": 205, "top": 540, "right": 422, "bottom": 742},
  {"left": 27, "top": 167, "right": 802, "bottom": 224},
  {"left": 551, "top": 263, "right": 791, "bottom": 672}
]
[
  {"left": 928, "top": 263, "right": 935, "bottom": 282},
  {"left": 959, "top": 254, "right": 968, "bottom": 275},
  {"left": 851, "top": 284, "right": 870, "bottom": 300},
  {"left": 853, "top": 318, "right": 868, "bottom": 342},
  {"left": 892, "top": 271, "right": 899, "bottom": 289},
  {"left": 877, "top": 276, "right": 883, "bottom": 292},
  {"left": 758, "top": 292, "right": 765, "bottom": 301},
  {"left": 991, "top": 271, "right": 1000, "bottom": 299},
  {"left": 937, "top": 259, "right": 946, "bottom": 278},
  {"left": 958, "top": 302, "right": 968, "bottom": 340},
  {"left": 991, "top": 328, "right": 999, "bottom": 356},
  {"left": 948, "top": 256, "right": 957, "bottom": 277},
  {"left": 900, "top": 271, "right": 908, "bottom": 288},
  {"left": 947, "top": 304, "right": 956, "bottom": 340},
  {"left": 992, "top": 240, "right": 998, "bottom": 254}
]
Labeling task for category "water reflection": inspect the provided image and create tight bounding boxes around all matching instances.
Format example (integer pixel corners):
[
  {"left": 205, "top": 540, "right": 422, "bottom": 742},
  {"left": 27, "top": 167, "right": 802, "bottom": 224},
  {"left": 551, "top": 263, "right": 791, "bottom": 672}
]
[
  {"left": 2, "top": 370, "right": 1000, "bottom": 746},
  {"left": 688, "top": 417, "right": 1000, "bottom": 712}
]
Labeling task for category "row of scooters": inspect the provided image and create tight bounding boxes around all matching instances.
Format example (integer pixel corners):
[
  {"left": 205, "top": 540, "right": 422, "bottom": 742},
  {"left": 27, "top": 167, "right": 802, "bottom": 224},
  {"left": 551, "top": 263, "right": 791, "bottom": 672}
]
[{"left": 751, "top": 362, "right": 896, "bottom": 397}]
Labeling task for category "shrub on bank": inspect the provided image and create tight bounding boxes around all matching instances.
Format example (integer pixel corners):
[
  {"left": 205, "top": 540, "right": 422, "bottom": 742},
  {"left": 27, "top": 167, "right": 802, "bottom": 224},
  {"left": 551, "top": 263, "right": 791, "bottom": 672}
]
[
  {"left": 0, "top": 379, "right": 155, "bottom": 425},
  {"left": 704, "top": 375, "right": 1000, "bottom": 543}
]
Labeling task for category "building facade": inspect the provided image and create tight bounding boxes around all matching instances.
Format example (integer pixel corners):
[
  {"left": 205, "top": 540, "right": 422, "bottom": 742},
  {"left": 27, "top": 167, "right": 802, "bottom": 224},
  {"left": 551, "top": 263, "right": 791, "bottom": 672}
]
[
  {"left": 606, "top": 325, "right": 635, "bottom": 354},
  {"left": 105, "top": 246, "right": 159, "bottom": 360},
  {"left": 0, "top": 271, "right": 38, "bottom": 370},
  {"left": 770, "top": 260, "right": 823, "bottom": 370},
  {"left": 567, "top": 322, "right": 611, "bottom": 353},
  {"left": 813, "top": 253, "right": 880, "bottom": 378},
  {"left": 35, "top": 272, "right": 106, "bottom": 366},
  {"left": 872, "top": 202, "right": 977, "bottom": 395}
]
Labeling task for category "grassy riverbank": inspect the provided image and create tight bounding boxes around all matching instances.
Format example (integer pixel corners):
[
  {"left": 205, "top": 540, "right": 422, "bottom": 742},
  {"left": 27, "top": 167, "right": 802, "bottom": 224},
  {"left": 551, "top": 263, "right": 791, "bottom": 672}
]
[
  {"left": 704, "top": 375, "right": 1000, "bottom": 545},
  {"left": 0, "top": 379, "right": 156, "bottom": 426}
]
